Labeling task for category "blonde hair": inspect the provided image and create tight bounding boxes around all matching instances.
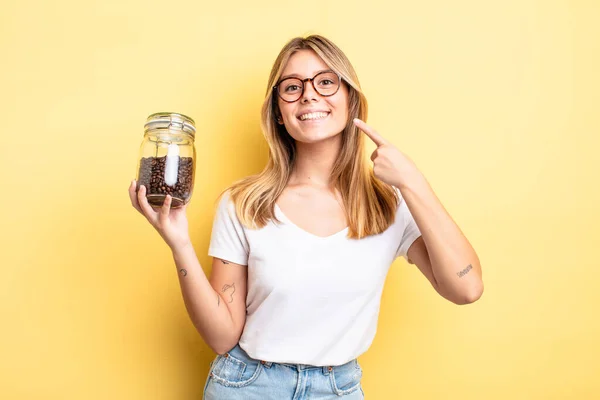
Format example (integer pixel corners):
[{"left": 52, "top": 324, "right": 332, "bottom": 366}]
[{"left": 221, "top": 34, "right": 399, "bottom": 239}]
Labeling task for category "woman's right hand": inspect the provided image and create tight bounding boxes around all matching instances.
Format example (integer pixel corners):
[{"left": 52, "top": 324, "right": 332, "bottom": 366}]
[{"left": 128, "top": 180, "right": 192, "bottom": 251}]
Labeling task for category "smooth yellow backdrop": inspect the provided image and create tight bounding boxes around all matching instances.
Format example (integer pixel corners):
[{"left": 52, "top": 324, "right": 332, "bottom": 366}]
[{"left": 1, "top": 0, "right": 598, "bottom": 399}]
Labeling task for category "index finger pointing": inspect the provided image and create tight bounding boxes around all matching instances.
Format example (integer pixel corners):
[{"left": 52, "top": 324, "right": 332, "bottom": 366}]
[{"left": 353, "top": 118, "right": 386, "bottom": 146}]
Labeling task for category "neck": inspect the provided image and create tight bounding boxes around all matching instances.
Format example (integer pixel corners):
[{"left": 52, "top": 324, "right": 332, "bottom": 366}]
[{"left": 288, "top": 134, "right": 342, "bottom": 188}]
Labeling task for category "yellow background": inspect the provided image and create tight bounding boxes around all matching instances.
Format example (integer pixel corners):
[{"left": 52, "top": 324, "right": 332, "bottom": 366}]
[{"left": 1, "top": 0, "right": 598, "bottom": 398}]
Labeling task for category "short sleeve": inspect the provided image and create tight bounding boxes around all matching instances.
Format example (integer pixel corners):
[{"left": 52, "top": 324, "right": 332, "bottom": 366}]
[
  {"left": 208, "top": 191, "right": 249, "bottom": 266},
  {"left": 394, "top": 194, "right": 422, "bottom": 260}
]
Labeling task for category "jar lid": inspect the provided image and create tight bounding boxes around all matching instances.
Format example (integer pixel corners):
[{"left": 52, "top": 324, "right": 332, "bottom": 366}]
[{"left": 144, "top": 112, "right": 196, "bottom": 137}]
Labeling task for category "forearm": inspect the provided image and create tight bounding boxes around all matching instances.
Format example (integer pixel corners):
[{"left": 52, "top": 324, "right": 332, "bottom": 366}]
[
  {"left": 399, "top": 174, "right": 483, "bottom": 302},
  {"left": 171, "top": 243, "right": 235, "bottom": 353}
]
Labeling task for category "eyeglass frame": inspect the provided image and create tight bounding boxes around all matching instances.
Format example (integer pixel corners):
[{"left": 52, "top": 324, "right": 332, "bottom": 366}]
[{"left": 273, "top": 70, "right": 343, "bottom": 103}]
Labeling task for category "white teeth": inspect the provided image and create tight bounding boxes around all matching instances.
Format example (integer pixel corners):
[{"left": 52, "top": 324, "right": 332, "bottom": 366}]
[{"left": 299, "top": 112, "right": 329, "bottom": 121}]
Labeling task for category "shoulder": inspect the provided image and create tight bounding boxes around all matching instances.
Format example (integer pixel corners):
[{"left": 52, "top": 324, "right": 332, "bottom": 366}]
[{"left": 214, "top": 189, "right": 237, "bottom": 217}]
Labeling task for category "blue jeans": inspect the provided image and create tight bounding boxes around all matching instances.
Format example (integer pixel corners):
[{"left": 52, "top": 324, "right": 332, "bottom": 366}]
[{"left": 203, "top": 343, "right": 365, "bottom": 399}]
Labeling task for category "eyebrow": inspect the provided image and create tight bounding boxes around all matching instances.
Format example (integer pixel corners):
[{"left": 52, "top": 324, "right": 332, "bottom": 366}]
[{"left": 279, "top": 69, "right": 333, "bottom": 81}]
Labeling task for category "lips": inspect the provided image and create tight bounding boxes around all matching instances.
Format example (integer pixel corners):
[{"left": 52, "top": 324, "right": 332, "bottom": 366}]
[{"left": 298, "top": 111, "right": 330, "bottom": 121}]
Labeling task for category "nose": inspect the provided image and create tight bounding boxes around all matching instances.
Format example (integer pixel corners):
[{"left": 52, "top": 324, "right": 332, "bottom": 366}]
[{"left": 301, "top": 80, "right": 319, "bottom": 103}]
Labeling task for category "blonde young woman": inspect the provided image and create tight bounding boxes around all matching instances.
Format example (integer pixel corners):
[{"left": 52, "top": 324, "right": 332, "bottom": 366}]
[{"left": 129, "top": 35, "right": 483, "bottom": 399}]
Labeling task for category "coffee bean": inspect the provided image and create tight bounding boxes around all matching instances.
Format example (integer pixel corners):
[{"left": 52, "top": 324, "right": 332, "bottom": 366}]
[{"left": 137, "top": 156, "right": 194, "bottom": 208}]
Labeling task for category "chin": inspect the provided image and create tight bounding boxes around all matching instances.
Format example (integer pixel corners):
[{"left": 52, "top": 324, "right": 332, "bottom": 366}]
[
  {"left": 288, "top": 121, "right": 346, "bottom": 144},
  {"left": 290, "top": 130, "right": 340, "bottom": 144}
]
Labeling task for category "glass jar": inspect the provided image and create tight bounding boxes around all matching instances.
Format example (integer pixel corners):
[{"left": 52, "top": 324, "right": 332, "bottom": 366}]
[{"left": 136, "top": 112, "right": 196, "bottom": 208}]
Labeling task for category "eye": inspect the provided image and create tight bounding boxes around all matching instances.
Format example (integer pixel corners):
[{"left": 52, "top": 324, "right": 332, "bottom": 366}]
[{"left": 284, "top": 84, "right": 301, "bottom": 92}]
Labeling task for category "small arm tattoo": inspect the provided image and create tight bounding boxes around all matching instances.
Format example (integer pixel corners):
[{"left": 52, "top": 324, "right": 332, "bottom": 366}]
[
  {"left": 221, "top": 283, "right": 236, "bottom": 303},
  {"left": 457, "top": 264, "right": 473, "bottom": 278},
  {"left": 220, "top": 259, "right": 230, "bottom": 265},
  {"left": 179, "top": 269, "right": 187, "bottom": 277}
]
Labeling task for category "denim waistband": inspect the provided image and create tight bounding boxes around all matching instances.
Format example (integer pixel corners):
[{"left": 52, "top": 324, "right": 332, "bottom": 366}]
[{"left": 226, "top": 343, "right": 356, "bottom": 375}]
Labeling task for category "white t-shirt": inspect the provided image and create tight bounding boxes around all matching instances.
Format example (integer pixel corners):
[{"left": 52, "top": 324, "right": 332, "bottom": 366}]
[{"left": 208, "top": 187, "right": 422, "bottom": 366}]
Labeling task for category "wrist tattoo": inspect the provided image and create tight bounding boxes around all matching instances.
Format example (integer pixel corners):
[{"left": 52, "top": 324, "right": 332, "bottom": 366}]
[
  {"left": 179, "top": 269, "right": 188, "bottom": 277},
  {"left": 457, "top": 264, "right": 472, "bottom": 278}
]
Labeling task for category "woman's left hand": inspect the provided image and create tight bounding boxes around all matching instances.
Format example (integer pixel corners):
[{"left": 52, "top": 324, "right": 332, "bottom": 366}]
[{"left": 353, "top": 118, "right": 423, "bottom": 190}]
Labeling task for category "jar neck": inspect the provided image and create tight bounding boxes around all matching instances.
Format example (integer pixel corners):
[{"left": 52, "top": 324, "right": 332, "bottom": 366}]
[{"left": 145, "top": 129, "right": 194, "bottom": 143}]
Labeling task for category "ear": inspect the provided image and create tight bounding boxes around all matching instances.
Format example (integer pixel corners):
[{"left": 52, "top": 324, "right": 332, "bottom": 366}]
[{"left": 274, "top": 108, "right": 284, "bottom": 125}]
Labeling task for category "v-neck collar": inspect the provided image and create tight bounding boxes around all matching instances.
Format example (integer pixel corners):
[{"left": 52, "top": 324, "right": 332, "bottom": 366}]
[{"left": 274, "top": 203, "right": 349, "bottom": 240}]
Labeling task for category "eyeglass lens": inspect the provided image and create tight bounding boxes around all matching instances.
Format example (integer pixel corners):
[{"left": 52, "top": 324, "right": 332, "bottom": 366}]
[{"left": 277, "top": 71, "right": 340, "bottom": 102}]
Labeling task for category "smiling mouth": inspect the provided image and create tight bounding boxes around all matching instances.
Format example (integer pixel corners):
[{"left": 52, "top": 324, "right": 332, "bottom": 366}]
[{"left": 298, "top": 112, "right": 330, "bottom": 121}]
